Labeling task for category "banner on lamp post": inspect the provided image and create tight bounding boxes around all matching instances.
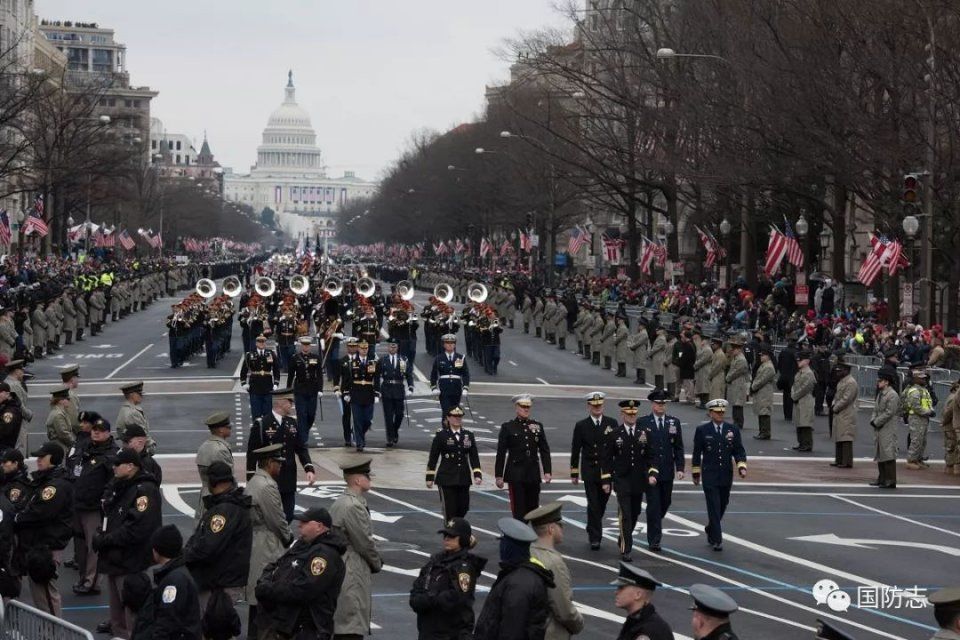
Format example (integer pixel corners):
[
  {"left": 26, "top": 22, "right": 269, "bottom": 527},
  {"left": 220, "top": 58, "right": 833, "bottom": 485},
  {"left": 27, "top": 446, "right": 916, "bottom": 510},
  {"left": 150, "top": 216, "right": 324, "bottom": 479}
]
[{"left": 901, "top": 281, "right": 913, "bottom": 320}]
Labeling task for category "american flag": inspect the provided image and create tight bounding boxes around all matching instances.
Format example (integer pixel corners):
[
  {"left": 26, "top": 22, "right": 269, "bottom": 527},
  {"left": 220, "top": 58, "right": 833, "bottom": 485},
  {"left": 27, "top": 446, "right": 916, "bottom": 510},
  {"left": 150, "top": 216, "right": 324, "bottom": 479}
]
[
  {"left": 519, "top": 231, "right": 532, "bottom": 252},
  {"left": 639, "top": 241, "right": 656, "bottom": 274},
  {"left": 34, "top": 194, "right": 44, "bottom": 216},
  {"left": 886, "top": 238, "right": 909, "bottom": 276},
  {"left": 601, "top": 234, "right": 624, "bottom": 262},
  {"left": 23, "top": 209, "right": 49, "bottom": 237},
  {"left": 763, "top": 228, "right": 788, "bottom": 277},
  {"left": 101, "top": 228, "right": 116, "bottom": 248},
  {"left": 783, "top": 218, "right": 804, "bottom": 268},
  {"left": 454, "top": 238, "right": 465, "bottom": 254},
  {"left": 652, "top": 242, "right": 667, "bottom": 267},
  {"left": 499, "top": 238, "right": 513, "bottom": 256},
  {"left": 479, "top": 237, "right": 492, "bottom": 258},
  {"left": 0, "top": 210, "right": 11, "bottom": 246},
  {"left": 567, "top": 226, "right": 589, "bottom": 254},
  {"left": 857, "top": 234, "right": 888, "bottom": 287},
  {"left": 118, "top": 230, "right": 135, "bottom": 250},
  {"left": 695, "top": 226, "right": 727, "bottom": 268}
]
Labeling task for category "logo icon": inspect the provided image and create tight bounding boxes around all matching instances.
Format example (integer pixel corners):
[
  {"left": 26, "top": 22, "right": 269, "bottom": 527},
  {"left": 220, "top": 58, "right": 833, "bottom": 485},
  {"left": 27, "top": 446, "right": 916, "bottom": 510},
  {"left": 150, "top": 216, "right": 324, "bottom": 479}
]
[{"left": 812, "top": 579, "right": 840, "bottom": 605}]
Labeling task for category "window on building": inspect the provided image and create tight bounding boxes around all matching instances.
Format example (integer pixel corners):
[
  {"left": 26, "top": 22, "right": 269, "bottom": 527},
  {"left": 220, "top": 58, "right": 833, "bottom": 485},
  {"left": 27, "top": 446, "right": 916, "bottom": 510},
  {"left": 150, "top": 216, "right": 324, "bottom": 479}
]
[
  {"left": 168, "top": 141, "right": 173, "bottom": 150},
  {"left": 151, "top": 140, "right": 156, "bottom": 149},
  {"left": 175, "top": 141, "right": 181, "bottom": 150},
  {"left": 184, "top": 155, "right": 190, "bottom": 164},
  {"left": 124, "top": 100, "right": 132, "bottom": 108},
  {"left": 91, "top": 48, "right": 112, "bottom": 72},
  {"left": 176, "top": 154, "right": 181, "bottom": 164},
  {"left": 107, "top": 98, "right": 116, "bottom": 107},
  {"left": 66, "top": 47, "right": 88, "bottom": 71},
  {"left": 133, "top": 100, "right": 141, "bottom": 109}
]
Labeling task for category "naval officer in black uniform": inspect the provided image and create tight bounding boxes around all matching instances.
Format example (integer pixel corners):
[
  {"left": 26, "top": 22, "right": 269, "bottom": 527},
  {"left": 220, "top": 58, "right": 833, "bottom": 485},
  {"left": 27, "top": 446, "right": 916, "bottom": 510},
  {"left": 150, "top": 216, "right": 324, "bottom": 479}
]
[
  {"left": 246, "top": 389, "right": 317, "bottom": 521},
  {"left": 570, "top": 391, "right": 618, "bottom": 550},
  {"left": 495, "top": 394, "right": 552, "bottom": 520},
  {"left": 426, "top": 406, "right": 482, "bottom": 520},
  {"left": 639, "top": 389, "right": 685, "bottom": 552},
  {"left": 612, "top": 563, "right": 674, "bottom": 640},
  {"left": 691, "top": 399, "right": 747, "bottom": 551}
]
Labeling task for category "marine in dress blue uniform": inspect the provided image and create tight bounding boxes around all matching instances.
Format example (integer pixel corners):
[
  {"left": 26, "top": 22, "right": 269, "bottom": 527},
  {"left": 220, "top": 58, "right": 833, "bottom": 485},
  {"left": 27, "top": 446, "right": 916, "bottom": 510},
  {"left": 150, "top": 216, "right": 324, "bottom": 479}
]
[
  {"left": 570, "top": 391, "right": 618, "bottom": 550},
  {"left": 429, "top": 334, "right": 470, "bottom": 417},
  {"left": 691, "top": 399, "right": 747, "bottom": 551},
  {"left": 495, "top": 394, "right": 552, "bottom": 520},
  {"left": 239, "top": 334, "right": 281, "bottom": 420},
  {"left": 639, "top": 389, "right": 685, "bottom": 552},
  {"left": 285, "top": 336, "right": 324, "bottom": 445},
  {"left": 426, "top": 406, "right": 482, "bottom": 520},
  {"left": 602, "top": 399, "right": 659, "bottom": 562},
  {"left": 377, "top": 339, "right": 414, "bottom": 447}
]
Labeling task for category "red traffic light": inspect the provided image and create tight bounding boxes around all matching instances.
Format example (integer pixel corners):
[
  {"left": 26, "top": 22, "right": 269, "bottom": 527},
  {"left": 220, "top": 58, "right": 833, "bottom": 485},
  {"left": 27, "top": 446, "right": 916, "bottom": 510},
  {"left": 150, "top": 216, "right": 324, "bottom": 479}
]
[{"left": 903, "top": 174, "right": 921, "bottom": 204}]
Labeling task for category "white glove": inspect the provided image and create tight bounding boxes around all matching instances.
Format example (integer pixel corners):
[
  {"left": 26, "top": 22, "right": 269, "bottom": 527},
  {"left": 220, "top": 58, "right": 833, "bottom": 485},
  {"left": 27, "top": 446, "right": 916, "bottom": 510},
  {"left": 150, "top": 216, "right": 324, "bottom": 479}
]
[
  {"left": 317, "top": 392, "right": 324, "bottom": 398},
  {"left": 461, "top": 389, "right": 468, "bottom": 398},
  {"left": 334, "top": 332, "right": 344, "bottom": 339},
  {"left": 343, "top": 394, "right": 351, "bottom": 403},
  {"left": 374, "top": 397, "right": 380, "bottom": 404},
  {"left": 431, "top": 388, "right": 440, "bottom": 397},
  {"left": 335, "top": 390, "right": 341, "bottom": 397}
]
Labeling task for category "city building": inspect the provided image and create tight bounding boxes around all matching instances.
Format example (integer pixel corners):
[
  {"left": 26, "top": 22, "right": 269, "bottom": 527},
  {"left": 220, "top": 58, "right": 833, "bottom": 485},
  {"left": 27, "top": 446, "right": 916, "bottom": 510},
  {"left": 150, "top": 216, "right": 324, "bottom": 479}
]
[
  {"left": 38, "top": 19, "right": 157, "bottom": 156},
  {"left": 223, "top": 71, "right": 376, "bottom": 239},
  {"left": 149, "top": 118, "right": 222, "bottom": 185}
]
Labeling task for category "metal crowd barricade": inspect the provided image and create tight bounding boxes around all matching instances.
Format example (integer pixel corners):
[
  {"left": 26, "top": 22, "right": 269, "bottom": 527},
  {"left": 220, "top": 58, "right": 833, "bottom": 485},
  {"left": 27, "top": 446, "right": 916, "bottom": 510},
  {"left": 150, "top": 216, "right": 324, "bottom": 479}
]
[
  {"left": 845, "top": 355, "right": 882, "bottom": 367},
  {"left": 851, "top": 365, "right": 880, "bottom": 406},
  {"left": 0, "top": 599, "right": 94, "bottom": 640}
]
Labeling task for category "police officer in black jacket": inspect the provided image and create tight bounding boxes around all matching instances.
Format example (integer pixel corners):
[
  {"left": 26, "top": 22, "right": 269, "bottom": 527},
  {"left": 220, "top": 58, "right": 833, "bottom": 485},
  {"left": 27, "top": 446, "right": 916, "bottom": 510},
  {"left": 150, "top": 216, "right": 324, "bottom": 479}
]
[
  {"left": 410, "top": 517, "right": 487, "bottom": 640},
  {"left": 256, "top": 507, "right": 347, "bottom": 640},
  {"left": 570, "top": 392, "right": 618, "bottom": 550},
  {"left": 95, "top": 447, "right": 163, "bottom": 639},
  {"left": 184, "top": 460, "right": 253, "bottom": 609},
  {"left": 612, "top": 563, "right": 674, "bottom": 640},
  {"left": 601, "top": 400, "right": 659, "bottom": 562},
  {"left": 14, "top": 441, "right": 74, "bottom": 616},
  {"left": 0, "top": 382, "right": 23, "bottom": 450},
  {"left": 639, "top": 390, "right": 684, "bottom": 553},
  {"left": 0, "top": 448, "right": 29, "bottom": 512},
  {"left": 130, "top": 525, "right": 202, "bottom": 640},
  {"left": 240, "top": 334, "right": 281, "bottom": 420},
  {"left": 246, "top": 389, "right": 316, "bottom": 521},
  {"left": 494, "top": 394, "right": 552, "bottom": 520},
  {"left": 426, "top": 406, "right": 482, "bottom": 520},
  {"left": 777, "top": 340, "right": 798, "bottom": 421},
  {"left": 67, "top": 412, "right": 116, "bottom": 595},
  {"left": 286, "top": 336, "right": 325, "bottom": 445}
]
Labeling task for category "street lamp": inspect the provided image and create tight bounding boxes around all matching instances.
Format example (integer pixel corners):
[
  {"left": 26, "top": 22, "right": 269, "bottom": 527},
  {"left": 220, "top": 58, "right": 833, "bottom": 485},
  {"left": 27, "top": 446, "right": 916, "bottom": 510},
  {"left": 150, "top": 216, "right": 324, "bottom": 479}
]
[
  {"left": 719, "top": 218, "right": 732, "bottom": 236},
  {"left": 903, "top": 215, "right": 920, "bottom": 319},
  {"left": 719, "top": 218, "right": 732, "bottom": 285},
  {"left": 902, "top": 215, "right": 920, "bottom": 239},
  {"left": 795, "top": 212, "right": 809, "bottom": 238}
]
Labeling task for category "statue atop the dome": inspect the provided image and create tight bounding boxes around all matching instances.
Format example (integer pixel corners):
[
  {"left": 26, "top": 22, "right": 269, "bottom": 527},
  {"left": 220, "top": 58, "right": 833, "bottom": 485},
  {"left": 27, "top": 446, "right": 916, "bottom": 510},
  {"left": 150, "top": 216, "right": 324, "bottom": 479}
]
[{"left": 288, "top": 69, "right": 293, "bottom": 87}]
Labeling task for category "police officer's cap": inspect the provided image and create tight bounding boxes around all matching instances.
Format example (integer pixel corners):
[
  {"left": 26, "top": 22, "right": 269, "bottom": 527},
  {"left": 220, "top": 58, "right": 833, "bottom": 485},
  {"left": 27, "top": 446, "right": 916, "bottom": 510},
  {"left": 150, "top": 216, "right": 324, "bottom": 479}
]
[
  {"left": 271, "top": 388, "right": 295, "bottom": 401},
  {"left": 59, "top": 364, "right": 80, "bottom": 381},
  {"left": 340, "top": 456, "right": 373, "bottom": 477},
  {"left": 815, "top": 619, "right": 856, "bottom": 640},
  {"left": 5, "top": 359, "right": 25, "bottom": 371},
  {"left": 584, "top": 391, "right": 606, "bottom": 405},
  {"left": 647, "top": 389, "right": 670, "bottom": 403},
  {"left": 441, "top": 333, "right": 457, "bottom": 343},
  {"left": 204, "top": 411, "right": 231, "bottom": 430},
  {"left": 438, "top": 517, "right": 471, "bottom": 540},
  {"left": 1, "top": 448, "right": 24, "bottom": 464},
  {"left": 797, "top": 350, "right": 813, "bottom": 361},
  {"left": 79, "top": 410, "right": 102, "bottom": 425},
  {"left": 446, "top": 405, "right": 465, "bottom": 417},
  {"left": 385, "top": 337, "right": 398, "bottom": 345},
  {"left": 611, "top": 562, "right": 661, "bottom": 590},
  {"left": 706, "top": 398, "right": 729, "bottom": 412},
  {"left": 123, "top": 424, "right": 148, "bottom": 440},
  {"left": 114, "top": 446, "right": 142, "bottom": 467},
  {"left": 90, "top": 417, "right": 111, "bottom": 432},
  {"left": 297, "top": 336, "right": 312, "bottom": 345},
  {"left": 120, "top": 381, "right": 144, "bottom": 396},
  {"left": 524, "top": 502, "right": 563, "bottom": 527},
  {"left": 512, "top": 394, "right": 533, "bottom": 407},
  {"left": 253, "top": 443, "right": 285, "bottom": 463},
  {"left": 618, "top": 399, "right": 641, "bottom": 414},
  {"left": 496, "top": 517, "right": 537, "bottom": 543},
  {"left": 207, "top": 461, "right": 235, "bottom": 485},
  {"left": 878, "top": 370, "right": 898, "bottom": 384},
  {"left": 357, "top": 339, "right": 369, "bottom": 348},
  {"left": 50, "top": 385, "right": 71, "bottom": 400},
  {"left": 293, "top": 506, "right": 333, "bottom": 527},
  {"left": 689, "top": 583, "right": 738, "bottom": 617}
]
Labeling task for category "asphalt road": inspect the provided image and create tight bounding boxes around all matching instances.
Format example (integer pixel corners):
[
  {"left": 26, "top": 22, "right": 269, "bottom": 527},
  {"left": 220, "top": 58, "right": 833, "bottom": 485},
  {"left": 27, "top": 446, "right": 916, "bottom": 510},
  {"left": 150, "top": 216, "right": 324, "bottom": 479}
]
[{"left": 15, "top": 283, "right": 959, "bottom": 639}]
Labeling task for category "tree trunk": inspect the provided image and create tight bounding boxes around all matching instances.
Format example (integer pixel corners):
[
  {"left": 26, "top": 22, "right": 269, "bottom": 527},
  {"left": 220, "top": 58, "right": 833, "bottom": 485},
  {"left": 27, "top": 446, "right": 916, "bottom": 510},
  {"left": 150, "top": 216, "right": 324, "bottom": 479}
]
[
  {"left": 626, "top": 197, "right": 639, "bottom": 280},
  {"left": 742, "top": 188, "right": 757, "bottom": 288},
  {"left": 665, "top": 173, "right": 679, "bottom": 262},
  {"left": 831, "top": 184, "right": 847, "bottom": 281}
]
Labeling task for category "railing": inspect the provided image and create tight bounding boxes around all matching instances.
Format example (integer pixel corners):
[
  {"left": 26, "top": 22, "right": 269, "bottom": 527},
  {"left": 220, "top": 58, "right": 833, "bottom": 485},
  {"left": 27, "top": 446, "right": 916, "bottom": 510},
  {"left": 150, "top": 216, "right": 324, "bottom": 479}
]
[{"left": 0, "top": 599, "right": 94, "bottom": 640}]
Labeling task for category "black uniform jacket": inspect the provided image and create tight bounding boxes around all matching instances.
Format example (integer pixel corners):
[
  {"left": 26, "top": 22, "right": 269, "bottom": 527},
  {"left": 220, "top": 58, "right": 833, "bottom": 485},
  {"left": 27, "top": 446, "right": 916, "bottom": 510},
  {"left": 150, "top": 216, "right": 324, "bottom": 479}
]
[
  {"left": 691, "top": 421, "right": 747, "bottom": 487},
  {"left": 130, "top": 556, "right": 202, "bottom": 640},
  {"left": 184, "top": 486, "right": 253, "bottom": 591},
  {"left": 246, "top": 413, "right": 314, "bottom": 492},
  {"left": 570, "top": 415, "right": 618, "bottom": 483},
  {"left": 495, "top": 417, "right": 552, "bottom": 483},
  {"left": 409, "top": 548, "right": 487, "bottom": 640},
  {"left": 639, "top": 413, "right": 685, "bottom": 476},
  {"left": 602, "top": 424, "right": 659, "bottom": 493},
  {"left": 378, "top": 354, "right": 413, "bottom": 399},
  {"left": 0, "top": 398, "right": 23, "bottom": 450},
  {"left": 430, "top": 352, "right": 470, "bottom": 393},
  {"left": 68, "top": 436, "right": 117, "bottom": 511},
  {"left": 256, "top": 528, "right": 348, "bottom": 638},
  {"left": 287, "top": 351, "right": 324, "bottom": 395},
  {"left": 240, "top": 349, "right": 281, "bottom": 394},
  {"left": 97, "top": 469, "right": 163, "bottom": 575},
  {"left": 473, "top": 560, "right": 555, "bottom": 640},
  {"left": 14, "top": 466, "right": 74, "bottom": 551},
  {"left": 426, "top": 427, "right": 482, "bottom": 486},
  {"left": 616, "top": 602, "right": 674, "bottom": 640},
  {"left": 341, "top": 356, "right": 380, "bottom": 405}
]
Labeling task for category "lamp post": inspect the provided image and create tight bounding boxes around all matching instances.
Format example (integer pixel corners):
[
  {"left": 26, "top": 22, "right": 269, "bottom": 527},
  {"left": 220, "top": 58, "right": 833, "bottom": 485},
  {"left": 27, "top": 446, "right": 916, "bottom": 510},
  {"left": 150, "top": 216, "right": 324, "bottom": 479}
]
[
  {"left": 719, "top": 217, "right": 732, "bottom": 287},
  {"left": 818, "top": 228, "right": 831, "bottom": 271},
  {"left": 793, "top": 212, "right": 809, "bottom": 309},
  {"left": 903, "top": 214, "right": 920, "bottom": 321}
]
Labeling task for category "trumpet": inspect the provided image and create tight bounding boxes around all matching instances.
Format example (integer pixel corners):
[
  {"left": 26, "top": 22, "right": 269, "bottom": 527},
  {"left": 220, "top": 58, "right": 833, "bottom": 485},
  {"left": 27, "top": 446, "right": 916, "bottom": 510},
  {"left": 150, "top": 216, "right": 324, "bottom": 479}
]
[
  {"left": 467, "top": 282, "right": 488, "bottom": 304},
  {"left": 397, "top": 280, "right": 415, "bottom": 301},
  {"left": 196, "top": 278, "right": 217, "bottom": 299},
  {"left": 290, "top": 274, "right": 310, "bottom": 295},
  {"left": 434, "top": 282, "right": 454, "bottom": 304},
  {"left": 356, "top": 277, "right": 375, "bottom": 298},
  {"left": 222, "top": 276, "right": 242, "bottom": 298},
  {"left": 255, "top": 276, "right": 275, "bottom": 298}
]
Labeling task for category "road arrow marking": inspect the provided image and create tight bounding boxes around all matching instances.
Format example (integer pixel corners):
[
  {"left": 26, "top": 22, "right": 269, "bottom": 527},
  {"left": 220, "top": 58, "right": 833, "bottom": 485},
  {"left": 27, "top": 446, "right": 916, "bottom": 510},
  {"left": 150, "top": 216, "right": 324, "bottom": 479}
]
[
  {"left": 370, "top": 510, "right": 402, "bottom": 524},
  {"left": 791, "top": 533, "right": 960, "bottom": 557},
  {"left": 558, "top": 494, "right": 589, "bottom": 508},
  {"left": 93, "top": 344, "right": 115, "bottom": 349}
]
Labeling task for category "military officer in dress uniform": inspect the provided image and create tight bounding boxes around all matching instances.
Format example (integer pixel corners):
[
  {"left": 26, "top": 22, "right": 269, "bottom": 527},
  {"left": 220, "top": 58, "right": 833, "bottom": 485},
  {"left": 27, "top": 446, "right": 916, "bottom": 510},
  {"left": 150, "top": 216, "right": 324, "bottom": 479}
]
[
  {"left": 286, "top": 336, "right": 325, "bottom": 445},
  {"left": 602, "top": 399, "right": 658, "bottom": 562},
  {"left": 692, "top": 399, "right": 747, "bottom": 551},
  {"left": 495, "top": 394, "right": 552, "bottom": 520},
  {"left": 641, "top": 389, "right": 684, "bottom": 552},
  {"left": 246, "top": 389, "right": 317, "bottom": 521},
  {"left": 570, "top": 391, "right": 618, "bottom": 550},
  {"left": 791, "top": 350, "right": 816, "bottom": 452},
  {"left": 871, "top": 369, "right": 900, "bottom": 489},
  {"left": 612, "top": 564, "right": 674, "bottom": 640},
  {"left": 426, "top": 406, "right": 482, "bottom": 520},
  {"left": 750, "top": 345, "right": 776, "bottom": 440},
  {"left": 195, "top": 411, "right": 234, "bottom": 519},
  {"left": 378, "top": 338, "right": 413, "bottom": 448},
  {"left": 45, "top": 386, "right": 74, "bottom": 453},
  {"left": 340, "top": 339, "right": 380, "bottom": 453},
  {"left": 115, "top": 381, "right": 150, "bottom": 444},
  {"left": 689, "top": 583, "right": 741, "bottom": 639},
  {"left": 725, "top": 336, "right": 750, "bottom": 430},
  {"left": 333, "top": 337, "right": 360, "bottom": 447},
  {"left": 60, "top": 364, "right": 81, "bottom": 434},
  {"left": 430, "top": 334, "right": 470, "bottom": 417},
  {"left": 4, "top": 359, "right": 32, "bottom": 454},
  {"left": 240, "top": 334, "right": 281, "bottom": 420}
]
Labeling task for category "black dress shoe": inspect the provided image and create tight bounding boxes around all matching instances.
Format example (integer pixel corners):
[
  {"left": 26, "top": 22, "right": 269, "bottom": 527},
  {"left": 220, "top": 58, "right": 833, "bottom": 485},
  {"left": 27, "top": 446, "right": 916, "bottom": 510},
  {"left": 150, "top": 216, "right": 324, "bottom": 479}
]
[
  {"left": 880, "top": 483, "right": 897, "bottom": 489},
  {"left": 620, "top": 553, "right": 632, "bottom": 562},
  {"left": 829, "top": 462, "right": 840, "bottom": 467},
  {"left": 385, "top": 442, "right": 394, "bottom": 449},
  {"left": 712, "top": 543, "right": 723, "bottom": 551},
  {"left": 589, "top": 542, "right": 600, "bottom": 551},
  {"left": 753, "top": 435, "right": 770, "bottom": 440},
  {"left": 95, "top": 621, "right": 112, "bottom": 634},
  {"left": 650, "top": 544, "right": 662, "bottom": 553},
  {"left": 63, "top": 559, "right": 79, "bottom": 570}
]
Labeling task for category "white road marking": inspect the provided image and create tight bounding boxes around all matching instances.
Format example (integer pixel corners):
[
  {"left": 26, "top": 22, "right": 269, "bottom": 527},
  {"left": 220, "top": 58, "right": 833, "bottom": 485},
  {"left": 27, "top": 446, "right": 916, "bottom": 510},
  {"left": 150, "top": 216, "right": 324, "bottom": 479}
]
[
  {"left": 509, "top": 361, "right": 518, "bottom": 366},
  {"left": 536, "top": 377, "right": 550, "bottom": 385},
  {"left": 831, "top": 494, "right": 960, "bottom": 537},
  {"left": 104, "top": 343, "right": 155, "bottom": 379},
  {"left": 791, "top": 533, "right": 960, "bottom": 557},
  {"left": 161, "top": 485, "right": 195, "bottom": 518}
]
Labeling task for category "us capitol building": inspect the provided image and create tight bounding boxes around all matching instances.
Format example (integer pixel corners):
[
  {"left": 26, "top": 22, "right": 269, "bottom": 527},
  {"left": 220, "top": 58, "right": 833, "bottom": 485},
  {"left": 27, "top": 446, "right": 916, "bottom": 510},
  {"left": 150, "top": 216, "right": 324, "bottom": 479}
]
[{"left": 223, "top": 71, "right": 376, "bottom": 239}]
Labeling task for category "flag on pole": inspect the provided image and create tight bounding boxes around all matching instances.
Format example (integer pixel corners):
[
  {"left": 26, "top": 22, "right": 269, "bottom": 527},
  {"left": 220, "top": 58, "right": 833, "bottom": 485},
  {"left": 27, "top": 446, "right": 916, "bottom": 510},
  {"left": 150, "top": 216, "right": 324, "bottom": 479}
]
[
  {"left": 118, "top": 230, "right": 135, "bottom": 250},
  {"left": 886, "top": 239, "right": 909, "bottom": 276},
  {"left": 639, "top": 240, "right": 656, "bottom": 275},
  {"left": 601, "top": 234, "right": 624, "bottom": 262},
  {"left": 567, "top": 226, "right": 589, "bottom": 254},
  {"left": 0, "top": 210, "right": 11, "bottom": 246},
  {"left": 783, "top": 217, "right": 804, "bottom": 268},
  {"left": 519, "top": 231, "right": 532, "bottom": 252},
  {"left": 499, "top": 238, "right": 512, "bottom": 257},
  {"left": 479, "top": 237, "right": 492, "bottom": 258},
  {"left": 23, "top": 209, "right": 49, "bottom": 237},
  {"left": 695, "top": 226, "right": 727, "bottom": 269},
  {"left": 763, "top": 227, "right": 788, "bottom": 277},
  {"left": 857, "top": 233, "right": 888, "bottom": 286},
  {"left": 34, "top": 194, "right": 44, "bottom": 216}
]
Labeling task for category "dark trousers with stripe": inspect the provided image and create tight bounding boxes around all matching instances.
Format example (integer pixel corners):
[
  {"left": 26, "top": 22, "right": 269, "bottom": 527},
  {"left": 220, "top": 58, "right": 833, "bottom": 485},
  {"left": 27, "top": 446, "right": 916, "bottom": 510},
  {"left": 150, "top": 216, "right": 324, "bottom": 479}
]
[
  {"left": 439, "top": 484, "right": 470, "bottom": 521},
  {"left": 508, "top": 481, "right": 540, "bottom": 520},
  {"left": 645, "top": 476, "right": 673, "bottom": 546},
  {"left": 703, "top": 483, "right": 732, "bottom": 545},
  {"left": 616, "top": 489, "right": 645, "bottom": 554},
  {"left": 382, "top": 398, "right": 404, "bottom": 443},
  {"left": 294, "top": 393, "right": 318, "bottom": 445},
  {"left": 341, "top": 398, "right": 353, "bottom": 444},
  {"left": 583, "top": 480, "right": 611, "bottom": 545}
]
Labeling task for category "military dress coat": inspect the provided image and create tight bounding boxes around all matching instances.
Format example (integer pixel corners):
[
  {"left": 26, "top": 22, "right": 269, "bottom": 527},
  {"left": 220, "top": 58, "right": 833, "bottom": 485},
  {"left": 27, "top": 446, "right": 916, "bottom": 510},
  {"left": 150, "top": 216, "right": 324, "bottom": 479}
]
[
  {"left": 872, "top": 385, "right": 900, "bottom": 462},
  {"left": 530, "top": 542, "right": 584, "bottom": 640},
  {"left": 600, "top": 319, "right": 616, "bottom": 360},
  {"left": 709, "top": 348, "right": 728, "bottom": 401},
  {"left": 791, "top": 366, "right": 817, "bottom": 428},
  {"left": 725, "top": 352, "right": 750, "bottom": 406},
  {"left": 832, "top": 373, "right": 859, "bottom": 443},
  {"left": 116, "top": 401, "right": 150, "bottom": 442},
  {"left": 750, "top": 360, "right": 776, "bottom": 417},
  {"left": 649, "top": 333, "right": 668, "bottom": 377},
  {"left": 614, "top": 323, "right": 630, "bottom": 364},
  {"left": 331, "top": 488, "right": 383, "bottom": 637},
  {"left": 694, "top": 342, "right": 713, "bottom": 395},
  {"left": 46, "top": 405, "right": 74, "bottom": 453},
  {"left": 627, "top": 328, "right": 650, "bottom": 371},
  {"left": 245, "top": 468, "right": 292, "bottom": 606}
]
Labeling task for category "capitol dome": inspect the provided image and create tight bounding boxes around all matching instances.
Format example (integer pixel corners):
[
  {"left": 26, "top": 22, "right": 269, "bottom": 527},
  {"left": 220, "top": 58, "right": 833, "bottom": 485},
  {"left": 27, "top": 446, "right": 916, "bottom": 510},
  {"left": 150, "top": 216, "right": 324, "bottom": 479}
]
[{"left": 253, "top": 71, "right": 324, "bottom": 176}]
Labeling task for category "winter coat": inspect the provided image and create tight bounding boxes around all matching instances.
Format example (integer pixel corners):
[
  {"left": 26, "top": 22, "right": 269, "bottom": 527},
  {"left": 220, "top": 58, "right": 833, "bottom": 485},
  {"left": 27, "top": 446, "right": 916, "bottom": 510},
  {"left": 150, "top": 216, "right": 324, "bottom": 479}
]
[
  {"left": 331, "top": 488, "right": 383, "bottom": 637},
  {"left": 244, "top": 469, "right": 291, "bottom": 606},
  {"left": 614, "top": 324, "right": 630, "bottom": 363},
  {"left": 409, "top": 548, "right": 487, "bottom": 640},
  {"left": 97, "top": 469, "right": 163, "bottom": 576},
  {"left": 473, "top": 559, "right": 555, "bottom": 640},
  {"left": 750, "top": 360, "right": 776, "bottom": 417},
  {"left": 184, "top": 486, "right": 253, "bottom": 591},
  {"left": 725, "top": 352, "right": 750, "bottom": 406},
  {"left": 694, "top": 343, "right": 713, "bottom": 395},
  {"left": 130, "top": 556, "right": 202, "bottom": 640},
  {"left": 599, "top": 320, "right": 616, "bottom": 359},
  {"left": 14, "top": 466, "right": 74, "bottom": 551},
  {"left": 791, "top": 366, "right": 816, "bottom": 428},
  {"left": 627, "top": 328, "right": 649, "bottom": 370},
  {"left": 709, "top": 349, "right": 727, "bottom": 400},
  {"left": 530, "top": 543, "right": 583, "bottom": 640},
  {"left": 831, "top": 374, "right": 858, "bottom": 443},
  {"left": 649, "top": 334, "right": 668, "bottom": 377},
  {"left": 872, "top": 386, "right": 900, "bottom": 462}
]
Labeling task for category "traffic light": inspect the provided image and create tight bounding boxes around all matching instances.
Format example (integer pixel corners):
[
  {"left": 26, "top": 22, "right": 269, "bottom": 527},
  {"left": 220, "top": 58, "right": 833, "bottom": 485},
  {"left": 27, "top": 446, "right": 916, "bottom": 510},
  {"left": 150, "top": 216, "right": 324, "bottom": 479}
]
[{"left": 903, "top": 173, "right": 921, "bottom": 205}]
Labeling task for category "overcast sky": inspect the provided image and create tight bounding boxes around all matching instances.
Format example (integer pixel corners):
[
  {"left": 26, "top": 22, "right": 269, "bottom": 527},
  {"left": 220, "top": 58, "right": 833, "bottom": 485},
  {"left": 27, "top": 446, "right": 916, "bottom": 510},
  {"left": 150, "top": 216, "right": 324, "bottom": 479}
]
[{"left": 37, "top": 0, "right": 571, "bottom": 182}]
